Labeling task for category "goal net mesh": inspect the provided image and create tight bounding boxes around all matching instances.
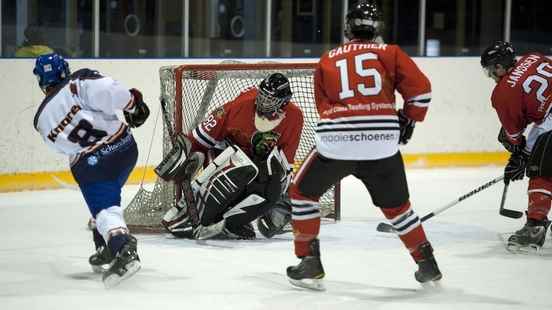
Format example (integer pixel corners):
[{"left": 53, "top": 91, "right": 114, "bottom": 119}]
[{"left": 124, "top": 62, "right": 339, "bottom": 233}]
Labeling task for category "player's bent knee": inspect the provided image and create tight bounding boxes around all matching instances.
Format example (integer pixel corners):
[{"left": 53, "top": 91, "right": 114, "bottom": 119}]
[{"left": 95, "top": 206, "right": 127, "bottom": 241}]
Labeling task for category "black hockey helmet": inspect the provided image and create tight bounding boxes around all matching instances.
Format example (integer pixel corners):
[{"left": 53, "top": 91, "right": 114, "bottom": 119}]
[
  {"left": 345, "top": 0, "right": 383, "bottom": 41},
  {"left": 480, "top": 41, "right": 516, "bottom": 78},
  {"left": 256, "top": 73, "right": 292, "bottom": 120}
]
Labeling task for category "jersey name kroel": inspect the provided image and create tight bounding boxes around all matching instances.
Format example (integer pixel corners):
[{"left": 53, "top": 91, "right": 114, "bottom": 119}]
[
  {"left": 34, "top": 72, "right": 132, "bottom": 160},
  {"left": 47, "top": 104, "right": 82, "bottom": 142}
]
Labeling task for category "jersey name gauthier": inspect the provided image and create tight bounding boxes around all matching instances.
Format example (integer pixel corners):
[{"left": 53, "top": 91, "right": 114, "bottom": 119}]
[
  {"left": 328, "top": 43, "right": 387, "bottom": 58},
  {"left": 48, "top": 105, "right": 82, "bottom": 142},
  {"left": 507, "top": 54, "right": 540, "bottom": 88}
]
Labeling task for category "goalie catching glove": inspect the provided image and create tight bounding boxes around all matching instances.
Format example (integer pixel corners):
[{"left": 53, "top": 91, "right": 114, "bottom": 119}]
[
  {"left": 257, "top": 196, "right": 292, "bottom": 238},
  {"left": 124, "top": 88, "right": 150, "bottom": 128},
  {"left": 154, "top": 134, "right": 204, "bottom": 183}
]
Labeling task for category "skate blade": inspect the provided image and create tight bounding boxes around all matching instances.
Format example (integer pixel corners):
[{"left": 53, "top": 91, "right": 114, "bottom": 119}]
[
  {"left": 103, "top": 261, "right": 141, "bottom": 289},
  {"left": 506, "top": 242, "right": 542, "bottom": 254},
  {"left": 288, "top": 277, "right": 325, "bottom": 291},
  {"left": 91, "top": 264, "right": 108, "bottom": 274}
]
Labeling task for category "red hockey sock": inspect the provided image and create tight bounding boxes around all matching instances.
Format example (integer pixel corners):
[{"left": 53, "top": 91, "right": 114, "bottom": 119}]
[
  {"left": 528, "top": 177, "right": 552, "bottom": 221},
  {"left": 292, "top": 218, "right": 321, "bottom": 257},
  {"left": 380, "top": 201, "right": 429, "bottom": 262}
]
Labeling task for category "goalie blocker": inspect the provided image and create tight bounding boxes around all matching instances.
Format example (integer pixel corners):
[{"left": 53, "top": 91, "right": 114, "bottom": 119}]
[{"left": 158, "top": 140, "right": 292, "bottom": 239}]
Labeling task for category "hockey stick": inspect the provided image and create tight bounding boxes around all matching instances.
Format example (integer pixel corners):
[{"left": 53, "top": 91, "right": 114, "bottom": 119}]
[
  {"left": 376, "top": 175, "right": 505, "bottom": 233},
  {"left": 158, "top": 97, "right": 200, "bottom": 226},
  {"left": 498, "top": 181, "right": 524, "bottom": 219}
]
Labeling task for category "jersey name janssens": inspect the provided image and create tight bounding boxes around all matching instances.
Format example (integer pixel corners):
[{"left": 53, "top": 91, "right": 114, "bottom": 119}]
[
  {"left": 492, "top": 53, "right": 552, "bottom": 144},
  {"left": 33, "top": 69, "right": 134, "bottom": 162}
]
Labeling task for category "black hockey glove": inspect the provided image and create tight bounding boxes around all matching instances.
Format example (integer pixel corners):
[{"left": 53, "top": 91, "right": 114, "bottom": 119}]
[
  {"left": 398, "top": 109, "right": 415, "bottom": 145},
  {"left": 498, "top": 127, "right": 526, "bottom": 154},
  {"left": 504, "top": 151, "right": 529, "bottom": 184},
  {"left": 124, "top": 88, "right": 150, "bottom": 128}
]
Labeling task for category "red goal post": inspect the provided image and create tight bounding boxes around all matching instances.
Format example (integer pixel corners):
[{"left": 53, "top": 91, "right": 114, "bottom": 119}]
[{"left": 124, "top": 61, "right": 341, "bottom": 233}]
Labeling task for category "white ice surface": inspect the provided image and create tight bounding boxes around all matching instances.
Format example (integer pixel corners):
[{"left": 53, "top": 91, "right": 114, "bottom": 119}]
[{"left": 1, "top": 166, "right": 551, "bottom": 310}]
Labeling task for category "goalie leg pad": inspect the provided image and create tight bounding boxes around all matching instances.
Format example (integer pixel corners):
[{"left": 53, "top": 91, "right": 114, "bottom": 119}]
[
  {"left": 527, "top": 130, "right": 552, "bottom": 178},
  {"left": 193, "top": 146, "right": 259, "bottom": 226}
]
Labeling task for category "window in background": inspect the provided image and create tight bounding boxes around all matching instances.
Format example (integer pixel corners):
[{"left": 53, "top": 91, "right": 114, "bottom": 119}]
[
  {"left": 189, "top": 0, "right": 267, "bottom": 58},
  {"left": 99, "top": 0, "right": 183, "bottom": 58},
  {"left": 341, "top": 0, "right": 419, "bottom": 56},
  {"left": 511, "top": 0, "right": 552, "bottom": 55},
  {"left": 425, "top": 0, "right": 503, "bottom": 56},
  {"left": 271, "top": 0, "right": 343, "bottom": 58},
  {"left": 3, "top": 0, "right": 93, "bottom": 58}
]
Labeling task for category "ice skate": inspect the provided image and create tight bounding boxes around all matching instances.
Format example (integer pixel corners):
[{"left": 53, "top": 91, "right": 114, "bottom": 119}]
[
  {"left": 286, "top": 239, "right": 325, "bottom": 291},
  {"left": 414, "top": 242, "right": 442, "bottom": 283},
  {"left": 102, "top": 235, "right": 141, "bottom": 288},
  {"left": 507, "top": 219, "right": 550, "bottom": 253},
  {"left": 89, "top": 245, "right": 113, "bottom": 273}
]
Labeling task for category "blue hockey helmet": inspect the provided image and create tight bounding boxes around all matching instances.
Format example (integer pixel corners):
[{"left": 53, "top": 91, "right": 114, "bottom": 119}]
[{"left": 33, "top": 53, "right": 70, "bottom": 92}]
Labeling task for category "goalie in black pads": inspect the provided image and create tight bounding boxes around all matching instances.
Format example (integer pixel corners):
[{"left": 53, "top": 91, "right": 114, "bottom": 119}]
[{"left": 155, "top": 73, "right": 304, "bottom": 240}]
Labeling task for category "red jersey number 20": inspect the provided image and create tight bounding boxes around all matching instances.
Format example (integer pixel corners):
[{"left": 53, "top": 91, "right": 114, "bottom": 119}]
[
  {"left": 336, "top": 52, "right": 382, "bottom": 99},
  {"left": 523, "top": 62, "right": 552, "bottom": 105}
]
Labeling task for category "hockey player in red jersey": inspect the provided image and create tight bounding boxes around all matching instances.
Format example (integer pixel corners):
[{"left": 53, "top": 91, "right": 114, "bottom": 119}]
[
  {"left": 156, "top": 73, "right": 304, "bottom": 240},
  {"left": 285, "top": 1, "right": 441, "bottom": 290},
  {"left": 481, "top": 41, "right": 552, "bottom": 252}
]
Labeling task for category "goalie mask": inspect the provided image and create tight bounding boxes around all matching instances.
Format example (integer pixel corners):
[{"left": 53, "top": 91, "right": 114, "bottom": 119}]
[
  {"left": 345, "top": 1, "right": 384, "bottom": 41},
  {"left": 480, "top": 41, "right": 516, "bottom": 81},
  {"left": 33, "top": 53, "right": 70, "bottom": 93},
  {"left": 255, "top": 73, "right": 292, "bottom": 121}
]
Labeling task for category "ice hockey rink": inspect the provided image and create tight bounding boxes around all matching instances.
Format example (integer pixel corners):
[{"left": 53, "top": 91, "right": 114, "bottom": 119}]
[{"left": 1, "top": 166, "right": 550, "bottom": 310}]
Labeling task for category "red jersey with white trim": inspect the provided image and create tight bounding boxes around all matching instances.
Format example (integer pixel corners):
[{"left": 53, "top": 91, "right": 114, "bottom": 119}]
[
  {"left": 314, "top": 40, "right": 431, "bottom": 160},
  {"left": 491, "top": 53, "right": 552, "bottom": 145},
  {"left": 189, "top": 87, "right": 304, "bottom": 163},
  {"left": 33, "top": 69, "right": 136, "bottom": 163}
]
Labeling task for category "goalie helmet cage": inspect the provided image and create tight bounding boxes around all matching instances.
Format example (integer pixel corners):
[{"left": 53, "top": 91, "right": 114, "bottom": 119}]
[{"left": 124, "top": 61, "right": 341, "bottom": 233}]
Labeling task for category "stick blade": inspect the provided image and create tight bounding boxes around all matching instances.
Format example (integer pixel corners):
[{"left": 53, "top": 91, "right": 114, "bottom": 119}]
[
  {"left": 376, "top": 222, "right": 396, "bottom": 233},
  {"left": 499, "top": 208, "right": 524, "bottom": 219}
]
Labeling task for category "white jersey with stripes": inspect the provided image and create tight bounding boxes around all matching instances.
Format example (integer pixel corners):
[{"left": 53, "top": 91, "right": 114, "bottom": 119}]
[{"left": 33, "top": 69, "right": 134, "bottom": 164}]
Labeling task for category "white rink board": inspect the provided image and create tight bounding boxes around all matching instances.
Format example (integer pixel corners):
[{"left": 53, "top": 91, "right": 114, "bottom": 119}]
[{"left": 1, "top": 57, "right": 499, "bottom": 174}]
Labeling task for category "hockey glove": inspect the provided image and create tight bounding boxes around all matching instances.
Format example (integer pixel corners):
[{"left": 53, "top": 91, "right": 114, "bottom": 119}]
[
  {"left": 398, "top": 109, "right": 415, "bottom": 145},
  {"left": 257, "top": 198, "right": 291, "bottom": 239},
  {"left": 504, "top": 151, "right": 529, "bottom": 184},
  {"left": 498, "top": 127, "right": 526, "bottom": 154},
  {"left": 124, "top": 88, "right": 150, "bottom": 128}
]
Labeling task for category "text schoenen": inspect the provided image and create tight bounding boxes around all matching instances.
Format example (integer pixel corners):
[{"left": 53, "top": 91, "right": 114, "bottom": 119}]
[{"left": 286, "top": 239, "right": 325, "bottom": 291}]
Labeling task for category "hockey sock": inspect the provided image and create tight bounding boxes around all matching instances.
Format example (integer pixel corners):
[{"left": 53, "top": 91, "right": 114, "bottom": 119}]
[
  {"left": 292, "top": 218, "right": 321, "bottom": 257},
  {"left": 289, "top": 184, "right": 322, "bottom": 257},
  {"left": 92, "top": 227, "right": 106, "bottom": 249},
  {"left": 107, "top": 229, "right": 130, "bottom": 255},
  {"left": 528, "top": 177, "right": 552, "bottom": 222},
  {"left": 380, "top": 201, "right": 429, "bottom": 262}
]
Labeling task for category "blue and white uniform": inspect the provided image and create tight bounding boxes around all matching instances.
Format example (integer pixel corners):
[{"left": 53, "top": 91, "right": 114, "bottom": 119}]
[{"left": 33, "top": 69, "right": 138, "bottom": 240}]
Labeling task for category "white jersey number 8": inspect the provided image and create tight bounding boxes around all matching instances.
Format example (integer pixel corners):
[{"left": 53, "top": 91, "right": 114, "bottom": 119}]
[{"left": 336, "top": 52, "right": 382, "bottom": 100}]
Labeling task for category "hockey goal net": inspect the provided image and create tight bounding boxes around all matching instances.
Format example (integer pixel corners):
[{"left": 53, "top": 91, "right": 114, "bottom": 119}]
[{"left": 124, "top": 61, "right": 341, "bottom": 233}]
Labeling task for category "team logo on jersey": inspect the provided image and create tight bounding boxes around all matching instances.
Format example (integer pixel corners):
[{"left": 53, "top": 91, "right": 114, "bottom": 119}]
[
  {"left": 87, "top": 155, "right": 98, "bottom": 166},
  {"left": 251, "top": 131, "right": 281, "bottom": 159}
]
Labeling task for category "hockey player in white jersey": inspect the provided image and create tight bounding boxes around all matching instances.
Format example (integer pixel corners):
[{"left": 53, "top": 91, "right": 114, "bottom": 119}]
[{"left": 32, "top": 53, "right": 149, "bottom": 288}]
